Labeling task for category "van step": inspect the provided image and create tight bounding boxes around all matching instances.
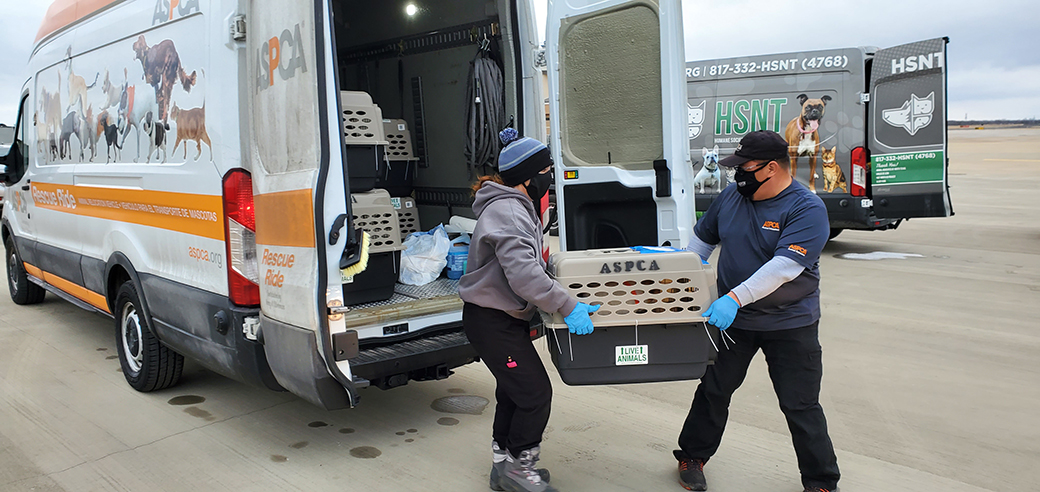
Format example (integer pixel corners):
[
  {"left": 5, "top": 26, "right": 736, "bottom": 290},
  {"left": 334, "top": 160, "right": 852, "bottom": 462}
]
[
  {"left": 349, "top": 331, "right": 477, "bottom": 383},
  {"left": 353, "top": 331, "right": 469, "bottom": 365}
]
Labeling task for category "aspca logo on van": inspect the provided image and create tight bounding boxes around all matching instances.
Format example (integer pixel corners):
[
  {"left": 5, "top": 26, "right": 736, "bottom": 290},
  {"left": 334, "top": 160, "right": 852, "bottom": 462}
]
[
  {"left": 152, "top": 0, "right": 201, "bottom": 26},
  {"left": 256, "top": 24, "right": 309, "bottom": 91},
  {"left": 599, "top": 260, "right": 661, "bottom": 274}
]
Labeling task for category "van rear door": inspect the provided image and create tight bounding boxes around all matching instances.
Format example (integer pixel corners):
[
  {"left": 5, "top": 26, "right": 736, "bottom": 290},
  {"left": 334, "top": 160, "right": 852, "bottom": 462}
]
[
  {"left": 246, "top": 0, "right": 361, "bottom": 409},
  {"left": 546, "top": 0, "right": 692, "bottom": 251},
  {"left": 868, "top": 37, "right": 953, "bottom": 218}
]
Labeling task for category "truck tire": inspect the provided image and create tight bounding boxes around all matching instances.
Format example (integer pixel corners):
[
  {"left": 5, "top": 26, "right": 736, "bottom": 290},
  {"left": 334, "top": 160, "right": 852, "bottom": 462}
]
[
  {"left": 115, "top": 280, "right": 184, "bottom": 391},
  {"left": 828, "top": 228, "right": 843, "bottom": 241},
  {"left": 5, "top": 236, "right": 46, "bottom": 305}
]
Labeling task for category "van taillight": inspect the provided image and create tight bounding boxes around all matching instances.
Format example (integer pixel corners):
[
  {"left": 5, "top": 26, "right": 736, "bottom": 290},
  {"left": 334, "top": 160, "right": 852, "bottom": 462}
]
[
  {"left": 850, "top": 147, "right": 868, "bottom": 197},
  {"left": 223, "top": 169, "right": 260, "bottom": 307}
]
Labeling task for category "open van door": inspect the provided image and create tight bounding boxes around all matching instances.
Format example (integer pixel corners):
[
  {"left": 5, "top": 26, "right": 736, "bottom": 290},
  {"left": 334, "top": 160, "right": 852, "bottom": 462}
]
[
  {"left": 246, "top": 0, "right": 361, "bottom": 409},
  {"left": 868, "top": 37, "right": 953, "bottom": 219},
  {"left": 546, "top": 0, "right": 693, "bottom": 251}
]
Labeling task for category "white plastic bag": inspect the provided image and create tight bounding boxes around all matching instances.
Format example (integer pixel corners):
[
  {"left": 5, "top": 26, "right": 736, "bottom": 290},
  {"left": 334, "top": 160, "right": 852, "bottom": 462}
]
[{"left": 399, "top": 224, "right": 450, "bottom": 285}]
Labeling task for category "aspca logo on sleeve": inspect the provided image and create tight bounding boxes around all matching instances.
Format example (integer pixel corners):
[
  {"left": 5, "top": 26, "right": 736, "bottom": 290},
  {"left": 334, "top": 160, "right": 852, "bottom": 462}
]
[
  {"left": 153, "top": 0, "right": 201, "bottom": 25},
  {"left": 762, "top": 221, "right": 780, "bottom": 231},
  {"left": 600, "top": 260, "right": 661, "bottom": 274},
  {"left": 787, "top": 244, "right": 808, "bottom": 256},
  {"left": 256, "top": 24, "right": 309, "bottom": 91}
]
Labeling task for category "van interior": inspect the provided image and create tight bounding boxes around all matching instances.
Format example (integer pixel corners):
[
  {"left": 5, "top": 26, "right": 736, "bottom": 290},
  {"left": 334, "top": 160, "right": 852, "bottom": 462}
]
[{"left": 326, "top": 0, "right": 526, "bottom": 369}]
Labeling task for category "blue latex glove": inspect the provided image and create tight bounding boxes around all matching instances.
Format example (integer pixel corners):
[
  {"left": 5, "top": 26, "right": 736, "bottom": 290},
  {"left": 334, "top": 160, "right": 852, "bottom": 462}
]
[
  {"left": 563, "top": 302, "right": 600, "bottom": 335},
  {"left": 703, "top": 295, "right": 740, "bottom": 330}
]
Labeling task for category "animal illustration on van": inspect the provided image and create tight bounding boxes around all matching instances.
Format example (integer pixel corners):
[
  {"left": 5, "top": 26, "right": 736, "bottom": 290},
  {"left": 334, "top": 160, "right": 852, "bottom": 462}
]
[
  {"left": 39, "top": 78, "right": 63, "bottom": 159},
  {"left": 820, "top": 146, "right": 847, "bottom": 194},
  {"left": 80, "top": 105, "right": 95, "bottom": 161},
  {"left": 99, "top": 69, "right": 124, "bottom": 111},
  {"left": 143, "top": 116, "right": 170, "bottom": 164},
  {"left": 132, "top": 36, "right": 197, "bottom": 122},
  {"left": 169, "top": 102, "right": 211, "bottom": 161},
  {"left": 882, "top": 92, "right": 934, "bottom": 136},
  {"left": 97, "top": 110, "right": 122, "bottom": 163},
  {"left": 693, "top": 145, "right": 721, "bottom": 193},
  {"left": 59, "top": 111, "right": 82, "bottom": 160},
  {"left": 784, "top": 93, "right": 831, "bottom": 193},
  {"left": 67, "top": 66, "right": 98, "bottom": 114},
  {"left": 117, "top": 82, "right": 159, "bottom": 162}
]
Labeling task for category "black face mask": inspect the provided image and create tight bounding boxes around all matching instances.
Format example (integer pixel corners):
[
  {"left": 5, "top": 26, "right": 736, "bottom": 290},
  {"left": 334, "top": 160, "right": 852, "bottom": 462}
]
[
  {"left": 524, "top": 172, "right": 552, "bottom": 203},
  {"left": 734, "top": 163, "right": 771, "bottom": 199}
]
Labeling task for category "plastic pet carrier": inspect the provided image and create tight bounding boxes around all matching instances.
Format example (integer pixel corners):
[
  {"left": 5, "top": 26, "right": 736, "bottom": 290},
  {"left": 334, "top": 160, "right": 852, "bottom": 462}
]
[
  {"left": 343, "top": 189, "right": 406, "bottom": 305},
  {"left": 541, "top": 248, "right": 720, "bottom": 385},
  {"left": 392, "top": 196, "right": 420, "bottom": 240},
  {"left": 340, "top": 91, "right": 388, "bottom": 192},
  {"left": 377, "top": 119, "right": 418, "bottom": 196}
]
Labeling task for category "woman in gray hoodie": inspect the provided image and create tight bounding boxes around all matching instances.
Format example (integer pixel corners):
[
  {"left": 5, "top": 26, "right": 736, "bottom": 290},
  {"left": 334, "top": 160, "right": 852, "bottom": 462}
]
[{"left": 459, "top": 128, "right": 598, "bottom": 492}]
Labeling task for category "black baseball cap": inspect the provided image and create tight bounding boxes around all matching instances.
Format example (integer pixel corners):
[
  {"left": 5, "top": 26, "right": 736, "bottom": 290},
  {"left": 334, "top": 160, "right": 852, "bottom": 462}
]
[{"left": 718, "top": 130, "right": 788, "bottom": 167}]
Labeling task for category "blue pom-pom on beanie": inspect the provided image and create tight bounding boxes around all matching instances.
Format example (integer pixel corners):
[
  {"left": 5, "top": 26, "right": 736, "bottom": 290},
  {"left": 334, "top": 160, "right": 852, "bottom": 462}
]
[{"left": 499, "top": 127, "right": 520, "bottom": 145}]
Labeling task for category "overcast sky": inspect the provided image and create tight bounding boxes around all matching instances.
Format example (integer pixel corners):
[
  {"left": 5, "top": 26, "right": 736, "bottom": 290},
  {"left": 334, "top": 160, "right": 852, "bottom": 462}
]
[{"left": 1, "top": 0, "right": 1036, "bottom": 124}]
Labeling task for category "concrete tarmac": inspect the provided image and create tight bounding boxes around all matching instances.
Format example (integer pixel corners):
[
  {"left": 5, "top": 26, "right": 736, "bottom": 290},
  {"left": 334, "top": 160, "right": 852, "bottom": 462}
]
[{"left": 1, "top": 128, "right": 1037, "bottom": 492}]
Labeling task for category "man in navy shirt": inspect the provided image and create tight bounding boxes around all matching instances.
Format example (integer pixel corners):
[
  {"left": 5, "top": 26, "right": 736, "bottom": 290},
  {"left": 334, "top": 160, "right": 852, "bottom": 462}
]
[{"left": 674, "top": 131, "right": 840, "bottom": 492}]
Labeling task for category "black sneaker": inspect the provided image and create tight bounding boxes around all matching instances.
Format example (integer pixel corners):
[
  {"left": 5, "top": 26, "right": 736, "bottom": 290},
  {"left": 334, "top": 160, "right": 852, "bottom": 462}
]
[
  {"left": 677, "top": 457, "right": 707, "bottom": 491},
  {"left": 804, "top": 488, "right": 839, "bottom": 492}
]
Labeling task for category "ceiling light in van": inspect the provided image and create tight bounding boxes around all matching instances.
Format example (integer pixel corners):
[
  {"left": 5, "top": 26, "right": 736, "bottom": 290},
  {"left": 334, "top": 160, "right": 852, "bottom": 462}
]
[{"left": 405, "top": 4, "right": 418, "bottom": 16}]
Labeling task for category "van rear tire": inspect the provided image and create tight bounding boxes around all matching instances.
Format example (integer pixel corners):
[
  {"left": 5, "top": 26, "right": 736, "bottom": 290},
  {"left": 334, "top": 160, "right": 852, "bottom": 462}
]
[
  {"left": 5, "top": 236, "right": 46, "bottom": 305},
  {"left": 114, "top": 280, "right": 184, "bottom": 392}
]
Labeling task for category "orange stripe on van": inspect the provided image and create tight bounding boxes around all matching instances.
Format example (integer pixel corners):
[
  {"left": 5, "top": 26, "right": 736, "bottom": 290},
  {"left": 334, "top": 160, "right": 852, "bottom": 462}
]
[
  {"left": 24, "top": 262, "right": 111, "bottom": 314},
  {"left": 35, "top": 0, "right": 120, "bottom": 43},
  {"left": 30, "top": 182, "right": 225, "bottom": 241},
  {"left": 254, "top": 190, "right": 316, "bottom": 248}
]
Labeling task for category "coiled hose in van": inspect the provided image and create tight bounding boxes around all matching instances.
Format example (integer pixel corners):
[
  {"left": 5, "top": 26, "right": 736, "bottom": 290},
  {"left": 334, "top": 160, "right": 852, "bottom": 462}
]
[{"left": 465, "top": 46, "right": 505, "bottom": 178}]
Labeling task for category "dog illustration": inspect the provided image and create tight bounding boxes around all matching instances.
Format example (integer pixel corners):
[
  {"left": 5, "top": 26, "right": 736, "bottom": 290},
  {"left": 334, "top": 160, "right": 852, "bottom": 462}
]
[
  {"left": 40, "top": 79, "right": 63, "bottom": 147},
  {"left": 820, "top": 146, "right": 847, "bottom": 194},
  {"left": 59, "top": 111, "right": 82, "bottom": 160},
  {"left": 117, "top": 83, "right": 158, "bottom": 162},
  {"left": 79, "top": 105, "right": 95, "bottom": 162},
  {"left": 133, "top": 35, "right": 197, "bottom": 122},
  {"left": 99, "top": 69, "right": 125, "bottom": 110},
  {"left": 170, "top": 102, "right": 211, "bottom": 161},
  {"left": 67, "top": 67, "right": 98, "bottom": 114},
  {"left": 97, "top": 110, "right": 122, "bottom": 163},
  {"left": 142, "top": 114, "right": 169, "bottom": 163},
  {"left": 693, "top": 145, "right": 722, "bottom": 194},
  {"left": 784, "top": 94, "right": 831, "bottom": 193}
]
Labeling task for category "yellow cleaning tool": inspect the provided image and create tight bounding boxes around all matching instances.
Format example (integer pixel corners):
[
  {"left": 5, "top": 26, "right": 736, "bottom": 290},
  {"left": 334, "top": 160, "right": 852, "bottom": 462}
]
[{"left": 340, "top": 231, "right": 371, "bottom": 278}]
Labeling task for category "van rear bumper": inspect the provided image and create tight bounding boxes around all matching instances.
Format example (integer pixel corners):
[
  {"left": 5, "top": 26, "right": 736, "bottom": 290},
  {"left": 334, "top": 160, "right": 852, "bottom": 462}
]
[{"left": 350, "top": 327, "right": 479, "bottom": 389}]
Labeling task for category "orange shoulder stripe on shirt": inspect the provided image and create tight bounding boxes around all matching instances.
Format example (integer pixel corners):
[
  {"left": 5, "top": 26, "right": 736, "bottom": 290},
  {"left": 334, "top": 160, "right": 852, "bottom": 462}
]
[{"left": 36, "top": 0, "right": 120, "bottom": 44}]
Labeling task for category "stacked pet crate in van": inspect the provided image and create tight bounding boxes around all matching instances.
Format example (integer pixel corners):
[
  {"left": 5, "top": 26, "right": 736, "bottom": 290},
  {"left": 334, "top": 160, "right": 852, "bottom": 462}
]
[
  {"left": 340, "top": 92, "right": 401, "bottom": 305},
  {"left": 541, "top": 248, "right": 720, "bottom": 385},
  {"left": 339, "top": 92, "right": 427, "bottom": 304}
]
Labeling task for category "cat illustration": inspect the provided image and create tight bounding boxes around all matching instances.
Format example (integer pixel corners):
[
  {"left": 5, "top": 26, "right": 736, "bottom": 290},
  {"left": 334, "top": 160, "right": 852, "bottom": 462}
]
[{"left": 821, "top": 146, "right": 848, "bottom": 194}]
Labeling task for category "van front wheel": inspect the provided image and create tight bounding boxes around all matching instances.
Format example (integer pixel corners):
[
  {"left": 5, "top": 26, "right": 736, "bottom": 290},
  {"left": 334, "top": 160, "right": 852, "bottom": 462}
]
[
  {"left": 115, "top": 280, "right": 184, "bottom": 392},
  {"left": 5, "top": 236, "right": 46, "bottom": 305}
]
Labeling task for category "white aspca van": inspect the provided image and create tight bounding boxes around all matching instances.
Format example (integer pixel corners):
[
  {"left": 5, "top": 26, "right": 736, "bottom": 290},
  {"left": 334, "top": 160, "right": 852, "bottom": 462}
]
[{"left": 0, "top": 0, "right": 694, "bottom": 409}]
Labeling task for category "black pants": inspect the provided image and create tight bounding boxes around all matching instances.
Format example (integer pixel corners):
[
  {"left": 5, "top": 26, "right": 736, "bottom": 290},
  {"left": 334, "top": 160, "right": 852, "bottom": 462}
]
[
  {"left": 463, "top": 303, "right": 552, "bottom": 456},
  {"left": 677, "top": 322, "right": 840, "bottom": 490}
]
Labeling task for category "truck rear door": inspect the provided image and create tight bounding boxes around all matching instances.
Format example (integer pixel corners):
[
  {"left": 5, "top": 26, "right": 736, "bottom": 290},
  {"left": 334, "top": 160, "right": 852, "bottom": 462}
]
[
  {"left": 868, "top": 37, "right": 953, "bottom": 218},
  {"left": 546, "top": 0, "right": 692, "bottom": 251},
  {"left": 247, "top": 0, "right": 361, "bottom": 408}
]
